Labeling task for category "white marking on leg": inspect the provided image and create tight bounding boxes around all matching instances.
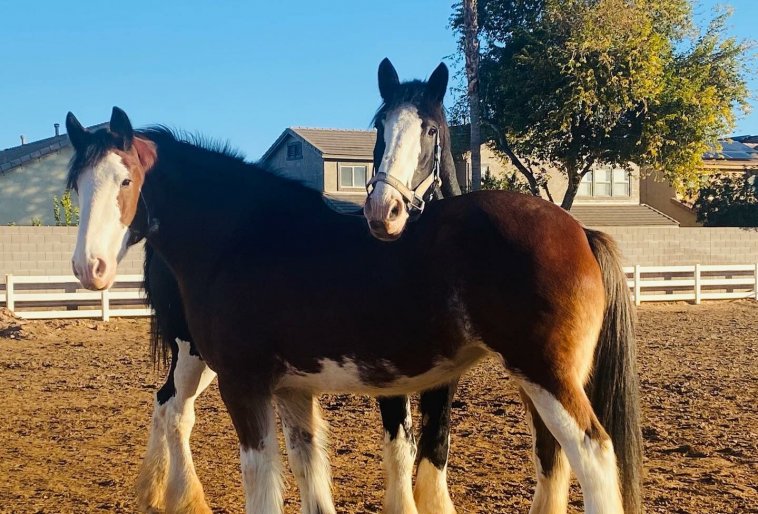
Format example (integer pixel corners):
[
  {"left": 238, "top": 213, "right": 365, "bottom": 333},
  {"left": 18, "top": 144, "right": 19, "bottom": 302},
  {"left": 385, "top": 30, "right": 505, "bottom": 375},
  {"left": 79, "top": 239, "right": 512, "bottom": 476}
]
[
  {"left": 414, "top": 458, "right": 456, "bottom": 514},
  {"left": 240, "top": 403, "right": 284, "bottom": 514},
  {"left": 382, "top": 398, "right": 417, "bottom": 514},
  {"left": 164, "top": 339, "right": 216, "bottom": 514},
  {"left": 277, "top": 391, "right": 335, "bottom": 514},
  {"left": 523, "top": 405, "right": 570, "bottom": 514},
  {"left": 520, "top": 381, "right": 623, "bottom": 514},
  {"left": 135, "top": 398, "right": 169, "bottom": 513}
]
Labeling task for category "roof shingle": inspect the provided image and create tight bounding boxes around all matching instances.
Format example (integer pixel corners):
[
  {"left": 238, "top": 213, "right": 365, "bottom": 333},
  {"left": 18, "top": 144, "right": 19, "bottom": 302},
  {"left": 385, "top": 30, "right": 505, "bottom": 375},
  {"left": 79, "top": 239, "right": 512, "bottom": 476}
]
[
  {"left": 0, "top": 123, "right": 108, "bottom": 174},
  {"left": 291, "top": 128, "right": 376, "bottom": 159}
]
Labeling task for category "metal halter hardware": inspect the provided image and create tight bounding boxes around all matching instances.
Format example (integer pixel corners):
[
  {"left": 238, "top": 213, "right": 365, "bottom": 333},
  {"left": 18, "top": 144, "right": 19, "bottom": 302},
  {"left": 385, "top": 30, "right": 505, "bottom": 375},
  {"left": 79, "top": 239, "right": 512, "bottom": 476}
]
[{"left": 366, "top": 131, "right": 442, "bottom": 219}]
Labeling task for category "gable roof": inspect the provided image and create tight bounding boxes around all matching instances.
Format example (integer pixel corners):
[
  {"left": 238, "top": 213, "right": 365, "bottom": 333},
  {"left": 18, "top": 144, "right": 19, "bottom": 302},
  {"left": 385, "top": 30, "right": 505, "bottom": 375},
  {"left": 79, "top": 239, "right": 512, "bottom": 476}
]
[
  {"left": 261, "top": 127, "right": 376, "bottom": 162},
  {"left": 0, "top": 123, "right": 108, "bottom": 174}
]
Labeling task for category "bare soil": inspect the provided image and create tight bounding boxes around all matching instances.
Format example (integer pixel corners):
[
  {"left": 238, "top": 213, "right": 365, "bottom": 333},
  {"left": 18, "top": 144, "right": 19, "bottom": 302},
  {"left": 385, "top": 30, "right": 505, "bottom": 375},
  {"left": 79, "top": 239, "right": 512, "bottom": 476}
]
[{"left": 0, "top": 302, "right": 756, "bottom": 513}]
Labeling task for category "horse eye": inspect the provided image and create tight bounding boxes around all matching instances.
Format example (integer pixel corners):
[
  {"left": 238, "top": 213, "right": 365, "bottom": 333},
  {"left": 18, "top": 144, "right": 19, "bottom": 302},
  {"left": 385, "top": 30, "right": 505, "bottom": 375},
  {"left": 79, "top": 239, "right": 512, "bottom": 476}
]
[
  {"left": 121, "top": 178, "right": 133, "bottom": 188},
  {"left": 428, "top": 127, "right": 438, "bottom": 136}
]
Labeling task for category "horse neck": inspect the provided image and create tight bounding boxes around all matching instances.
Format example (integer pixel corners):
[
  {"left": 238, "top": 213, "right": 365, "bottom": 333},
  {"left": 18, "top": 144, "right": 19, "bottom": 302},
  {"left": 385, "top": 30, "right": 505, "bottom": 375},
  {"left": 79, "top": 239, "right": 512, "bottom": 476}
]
[{"left": 142, "top": 155, "right": 257, "bottom": 281}]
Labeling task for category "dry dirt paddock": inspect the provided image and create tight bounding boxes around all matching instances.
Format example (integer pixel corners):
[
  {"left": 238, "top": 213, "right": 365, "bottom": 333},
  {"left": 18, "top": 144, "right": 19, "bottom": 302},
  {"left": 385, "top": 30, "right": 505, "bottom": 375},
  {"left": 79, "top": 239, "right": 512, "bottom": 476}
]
[{"left": 0, "top": 301, "right": 756, "bottom": 513}]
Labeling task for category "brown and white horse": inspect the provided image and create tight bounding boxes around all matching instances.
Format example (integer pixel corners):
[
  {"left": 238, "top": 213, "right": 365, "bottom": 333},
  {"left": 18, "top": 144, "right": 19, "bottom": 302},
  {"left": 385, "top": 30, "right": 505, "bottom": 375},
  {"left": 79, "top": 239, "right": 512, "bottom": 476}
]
[
  {"left": 363, "top": 58, "right": 645, "bottom": 514},
  {"left": 67, "top": 107, "right": 642, "bottom": 514}
]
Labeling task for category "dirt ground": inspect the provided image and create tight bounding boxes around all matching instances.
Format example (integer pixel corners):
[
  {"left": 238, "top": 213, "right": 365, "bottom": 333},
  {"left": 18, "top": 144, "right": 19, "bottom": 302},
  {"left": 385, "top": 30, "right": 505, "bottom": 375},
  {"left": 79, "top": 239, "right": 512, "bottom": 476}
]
[{"left": 0, "top": 301, "right": 756, "bottom": 513}]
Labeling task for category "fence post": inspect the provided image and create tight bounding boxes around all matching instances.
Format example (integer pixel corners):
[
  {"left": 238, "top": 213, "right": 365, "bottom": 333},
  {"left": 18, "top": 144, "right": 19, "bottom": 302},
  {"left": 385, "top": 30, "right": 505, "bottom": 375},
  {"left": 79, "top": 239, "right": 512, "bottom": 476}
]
[
  {"left": 755, "top": 263, "right": 758, "bottom": 301},
  {"left": 633, "top": 265, "right": 641, "bottom": 306},
  {"left": 6, "top": 274, "right": 14, "bottom": 313},
  {"left": 101, "top": 288, "right": 110, "bottom": 322},
  {"left": 694, "top": 264, "right": 702, "bottom": 305}
]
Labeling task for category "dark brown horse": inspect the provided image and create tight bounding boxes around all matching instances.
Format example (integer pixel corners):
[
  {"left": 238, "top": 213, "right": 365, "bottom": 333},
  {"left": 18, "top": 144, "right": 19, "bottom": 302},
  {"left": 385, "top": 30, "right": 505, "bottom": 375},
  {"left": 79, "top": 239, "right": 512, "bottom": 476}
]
[
  {"left": 128, "top": 59, "right": 464, "bottom": 514},
  {"left": 67, "top": 107, "right": 641, "bottom": 514}
]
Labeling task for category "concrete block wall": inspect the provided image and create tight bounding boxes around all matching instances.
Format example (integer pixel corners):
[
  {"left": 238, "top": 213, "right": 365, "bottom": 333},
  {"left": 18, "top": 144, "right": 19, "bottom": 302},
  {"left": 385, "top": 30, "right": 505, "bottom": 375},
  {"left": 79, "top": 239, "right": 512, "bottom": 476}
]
[
  {"left": 0, "top": 227, "right": 145, "bottom": 277},
  {"left": 1, "top": 226, "right": 757, "bottom": 279},
  {"left": 600, "top": 226, "right": 758, "bottom": 266}
]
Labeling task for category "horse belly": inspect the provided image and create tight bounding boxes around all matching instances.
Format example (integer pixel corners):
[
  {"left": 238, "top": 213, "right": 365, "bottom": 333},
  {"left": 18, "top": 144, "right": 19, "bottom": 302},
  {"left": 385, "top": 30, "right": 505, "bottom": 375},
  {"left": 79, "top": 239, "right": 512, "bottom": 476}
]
[{"left": 275, "top": 343, "right": 490, "bottom": 396}]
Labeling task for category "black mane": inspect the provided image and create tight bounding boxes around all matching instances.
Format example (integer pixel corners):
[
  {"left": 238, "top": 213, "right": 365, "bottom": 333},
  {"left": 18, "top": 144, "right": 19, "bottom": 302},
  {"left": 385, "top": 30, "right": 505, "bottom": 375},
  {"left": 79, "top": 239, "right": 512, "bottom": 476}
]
[{"left": 139, "top": 126, "right": 247, "bottom": 162}]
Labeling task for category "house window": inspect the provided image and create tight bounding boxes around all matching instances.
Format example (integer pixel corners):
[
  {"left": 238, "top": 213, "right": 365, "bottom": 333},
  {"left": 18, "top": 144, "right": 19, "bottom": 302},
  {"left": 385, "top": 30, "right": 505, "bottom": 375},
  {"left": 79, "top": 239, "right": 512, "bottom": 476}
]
[
  {"left": 339, "top": 165, "right": 368, "bottom": 189},
  {"left": 578, "top": 166, "right": 630, "bottom": 197},
  {"left": 287, "top": 142, "right": 303, "bottom": 160}
]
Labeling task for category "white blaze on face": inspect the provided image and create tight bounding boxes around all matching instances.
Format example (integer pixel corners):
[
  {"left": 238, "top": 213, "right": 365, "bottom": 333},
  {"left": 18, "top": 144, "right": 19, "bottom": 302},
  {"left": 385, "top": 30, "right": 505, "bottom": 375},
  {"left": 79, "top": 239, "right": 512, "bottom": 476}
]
[
  {"left": 72, "top": 152, "right": 132, "bottom": 290},
  {"left": 378, "top": 104, "right": 423, "bottom": 191},
  {"left": 365, "top": 104, "right": 423, "bottom": 237}
]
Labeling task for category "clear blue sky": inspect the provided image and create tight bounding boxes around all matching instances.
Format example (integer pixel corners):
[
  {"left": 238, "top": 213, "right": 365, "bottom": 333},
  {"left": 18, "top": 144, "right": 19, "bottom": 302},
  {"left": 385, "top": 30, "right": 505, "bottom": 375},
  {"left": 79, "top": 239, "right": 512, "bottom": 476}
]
[{"left": 1, "top": 0, "right": 755, "bottom": 160}]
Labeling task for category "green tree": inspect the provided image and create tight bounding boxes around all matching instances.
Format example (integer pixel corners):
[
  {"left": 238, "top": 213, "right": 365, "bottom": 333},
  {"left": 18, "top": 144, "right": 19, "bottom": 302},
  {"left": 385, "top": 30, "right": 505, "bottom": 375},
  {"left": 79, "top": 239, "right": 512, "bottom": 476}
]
[
  {"left": 452, "top": 0, "right": 752, "bottom": 210},
  {"left": 53, "top": 190, "right": 79, "bottom": 226},
  {"left": 693, "top": 173, "right": 758, "bottom": 227}
]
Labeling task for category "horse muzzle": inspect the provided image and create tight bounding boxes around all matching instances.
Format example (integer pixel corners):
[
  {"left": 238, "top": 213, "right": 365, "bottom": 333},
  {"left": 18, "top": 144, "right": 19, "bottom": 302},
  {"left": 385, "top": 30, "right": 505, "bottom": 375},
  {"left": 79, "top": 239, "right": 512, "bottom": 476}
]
[{"left": 72, "top": 255, "right": 116, "bottom": 291}]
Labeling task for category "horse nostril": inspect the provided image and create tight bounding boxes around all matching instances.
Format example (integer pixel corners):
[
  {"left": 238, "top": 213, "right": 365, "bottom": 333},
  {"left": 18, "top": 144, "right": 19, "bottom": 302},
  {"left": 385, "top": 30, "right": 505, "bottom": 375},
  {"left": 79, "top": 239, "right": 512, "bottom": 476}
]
[
  {"left": 388, "top": 200, "right": 402, "bottom": 220},
  {"left": 93, "top": 258, "right": 107, "bottom": 279}
]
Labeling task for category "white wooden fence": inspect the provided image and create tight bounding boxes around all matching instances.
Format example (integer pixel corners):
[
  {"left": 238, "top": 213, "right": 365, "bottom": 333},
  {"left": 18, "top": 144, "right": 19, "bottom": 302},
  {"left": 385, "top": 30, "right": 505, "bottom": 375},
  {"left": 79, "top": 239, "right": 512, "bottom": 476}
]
[
  {"left": 624, "top": 264, "right": 758, "bottom": 306},
  {"left": 1, "top": 264, "right": 757, "bottom": 320},
  {"left": 1, "top": 274, "right": 151, "bottom": 321}
]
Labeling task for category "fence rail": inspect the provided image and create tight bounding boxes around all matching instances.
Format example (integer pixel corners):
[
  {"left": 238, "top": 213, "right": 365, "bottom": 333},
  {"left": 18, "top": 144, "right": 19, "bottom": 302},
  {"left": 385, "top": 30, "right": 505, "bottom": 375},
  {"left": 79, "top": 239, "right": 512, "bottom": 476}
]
[
  {"left": 2, "top": 264, "right": 757, "bottom": 320},
  {"left": 1, "top": 274, "right": 150, "bottom": 321},
  {"left": 624, "top": 264, "right": 758, "bottom": 306}
]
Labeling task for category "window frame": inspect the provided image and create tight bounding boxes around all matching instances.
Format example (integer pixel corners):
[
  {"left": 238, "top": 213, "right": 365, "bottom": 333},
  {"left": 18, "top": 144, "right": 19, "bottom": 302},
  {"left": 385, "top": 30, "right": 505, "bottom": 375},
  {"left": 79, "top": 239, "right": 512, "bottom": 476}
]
[
  {"left": 338, "top": 164, "right": 369, "bottom": 191},
  {"left": 286, "top": 141, "right": 303, "bottom": 161},
  {"left": 578, "top": 165, "right": 631, "bottom": 198}
]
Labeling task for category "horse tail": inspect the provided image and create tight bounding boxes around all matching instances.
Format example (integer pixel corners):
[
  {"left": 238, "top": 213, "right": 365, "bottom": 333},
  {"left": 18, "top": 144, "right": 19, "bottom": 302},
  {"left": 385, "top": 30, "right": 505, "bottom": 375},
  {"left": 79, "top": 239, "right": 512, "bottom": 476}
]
[
  {"left": 584, "top": 228, "right": 642, "bottom": 514},
  {"left": 143, "top": 244, "right": 170, "bottom": 369}
]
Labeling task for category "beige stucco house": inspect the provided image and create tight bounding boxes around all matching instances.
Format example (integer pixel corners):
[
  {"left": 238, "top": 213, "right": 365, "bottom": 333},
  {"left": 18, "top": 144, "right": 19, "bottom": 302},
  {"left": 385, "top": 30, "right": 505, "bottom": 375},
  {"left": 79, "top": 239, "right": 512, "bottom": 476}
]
[
  {"left": 261, "top": 128, "right": 376, "bottom": 212},
  {"left": 451, "top": 128, "right": 678, "bottom": 228},
  {"left": 640, "top": 139, "right": 758, "bottom": 226},
  {"left": 0, "top": 125, "right": 108, "bottom": 225}
]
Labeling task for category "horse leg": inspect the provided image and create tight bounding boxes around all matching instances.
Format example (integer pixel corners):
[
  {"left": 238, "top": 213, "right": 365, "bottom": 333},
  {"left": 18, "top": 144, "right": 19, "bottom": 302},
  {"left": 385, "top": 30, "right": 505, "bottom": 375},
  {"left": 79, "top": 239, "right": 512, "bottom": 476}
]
[
  {"left": 162, "top": 339, "right": 216, "bottom": 514},
  {"left": 218, "top": 378, "right": 284, "bottom": 514},
  {"left": 519, "top": 388, "right": 571, "bottom": 514},
  {"left": 414, "top": 382, "right": 458, "bottom": 514},
  {"left": 378, "top": 396, "right": 418, "bottom": 514},
  {"left": 276, "top": 390, "right": 335, "bottom": 514},
  {"left": 136, "top": 339, "right": 178, "bottom": 513},
  {"left": 519, "top": 379, "right": 623, "bottom": 514}
]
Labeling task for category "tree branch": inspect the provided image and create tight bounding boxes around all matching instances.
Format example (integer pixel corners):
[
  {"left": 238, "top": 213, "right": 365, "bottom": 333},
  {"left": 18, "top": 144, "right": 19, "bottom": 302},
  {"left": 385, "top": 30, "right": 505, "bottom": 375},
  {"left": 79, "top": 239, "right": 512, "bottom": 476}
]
[{"left": 481, "top": 120, "right": 541, "bottom": 197}]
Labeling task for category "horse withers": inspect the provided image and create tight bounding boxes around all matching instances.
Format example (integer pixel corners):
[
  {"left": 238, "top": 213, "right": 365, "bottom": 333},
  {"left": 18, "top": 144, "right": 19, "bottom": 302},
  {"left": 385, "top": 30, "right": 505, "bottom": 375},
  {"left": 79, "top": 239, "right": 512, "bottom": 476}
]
[{"left": 67, "top": 107, "right": 641, "bottom": 514}]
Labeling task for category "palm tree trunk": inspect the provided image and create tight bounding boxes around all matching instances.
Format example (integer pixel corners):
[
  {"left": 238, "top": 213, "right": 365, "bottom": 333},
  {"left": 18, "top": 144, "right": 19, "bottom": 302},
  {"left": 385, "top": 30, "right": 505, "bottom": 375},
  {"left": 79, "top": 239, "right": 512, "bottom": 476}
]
[{"left": 464, "top": 0, "right": 481, "bottom": 191}]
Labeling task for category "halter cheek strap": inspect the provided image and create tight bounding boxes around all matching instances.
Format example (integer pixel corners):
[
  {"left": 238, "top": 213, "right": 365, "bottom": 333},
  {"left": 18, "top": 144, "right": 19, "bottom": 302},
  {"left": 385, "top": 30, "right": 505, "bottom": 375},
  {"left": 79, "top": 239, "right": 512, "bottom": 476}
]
[
  {"left": 127, "top": 190, "right": 159, "bottom": 245},
  {"left": 366, "top": 132, "right": 442, "bottom": 217}
]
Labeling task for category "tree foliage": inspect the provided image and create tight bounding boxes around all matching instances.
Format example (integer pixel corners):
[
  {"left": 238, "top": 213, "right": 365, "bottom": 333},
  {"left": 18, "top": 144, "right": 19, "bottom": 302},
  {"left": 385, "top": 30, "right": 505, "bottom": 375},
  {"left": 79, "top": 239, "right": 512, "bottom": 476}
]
[
  {"left": 693, "top": 173, "right": 758, "bottom": 227},
  {"left": 451, "top": 0, "right": 752, "bottom": 209}
]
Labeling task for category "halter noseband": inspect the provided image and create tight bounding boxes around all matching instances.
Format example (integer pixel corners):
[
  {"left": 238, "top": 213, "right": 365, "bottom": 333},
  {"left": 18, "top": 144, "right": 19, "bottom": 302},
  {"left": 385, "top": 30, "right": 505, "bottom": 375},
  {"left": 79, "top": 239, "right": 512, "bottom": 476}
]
[{"left": 366, "top": 132, "right": 442, "bottom": 218}]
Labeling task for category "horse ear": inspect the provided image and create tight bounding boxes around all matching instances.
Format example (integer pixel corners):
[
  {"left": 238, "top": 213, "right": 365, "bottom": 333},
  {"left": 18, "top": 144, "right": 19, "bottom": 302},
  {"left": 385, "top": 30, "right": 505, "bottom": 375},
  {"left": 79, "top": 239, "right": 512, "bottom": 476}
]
[
  {"left": 378, "top": 58, "right": 400, "bottom": 101},
  {"left": 110, "top": 106, "right": 134, "bottom": 151},
  {"left": 65, "top": 112, "right": 88, "bottom": 151},
  {"left": 425, "top": 62, "right": 449, "bottom": 103}
]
